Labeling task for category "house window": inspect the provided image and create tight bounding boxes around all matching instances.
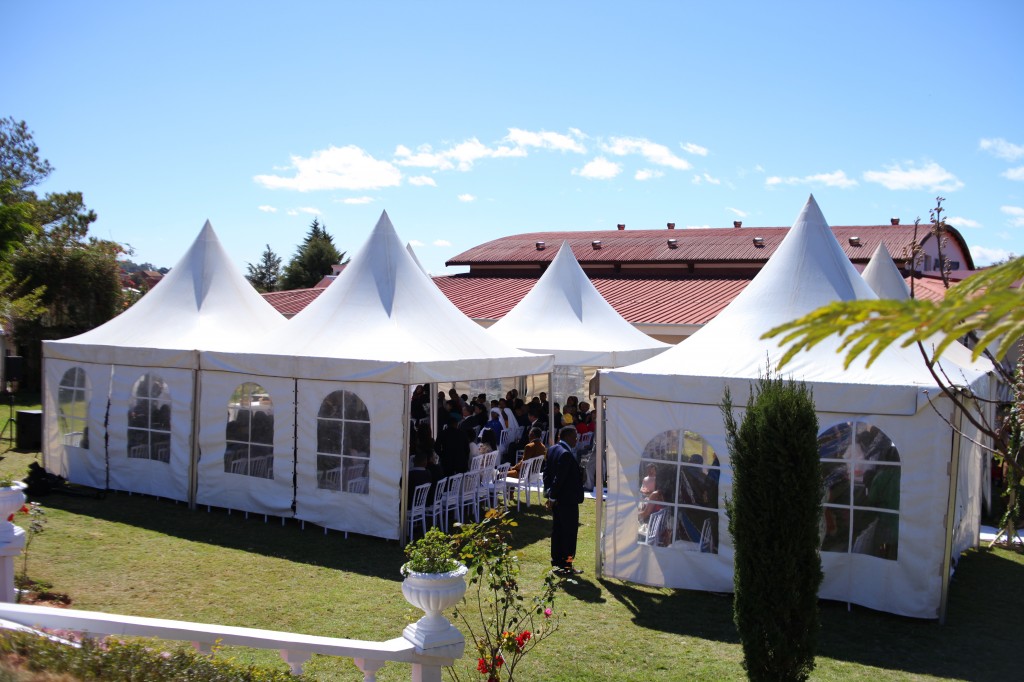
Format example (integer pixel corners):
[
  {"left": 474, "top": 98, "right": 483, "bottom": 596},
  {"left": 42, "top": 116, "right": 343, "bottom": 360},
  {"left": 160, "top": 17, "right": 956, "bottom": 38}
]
[
  {"left": 57, "top": 367, "right": 90, "bottom": 448},
  {"left": 224, "top": 383, "right": 274, "bottom": 479},
  {"left": 636, "top": 429, "right": 721, "bottom": 553},
  {"left": 126, "top": 373, "right": 171, "bottom": 463},
  {"left": 316, "top": 390, "right": 370, "bottom": 494},
  {"left": 819, "top": 421, "right": 900, "bottom": 560}
]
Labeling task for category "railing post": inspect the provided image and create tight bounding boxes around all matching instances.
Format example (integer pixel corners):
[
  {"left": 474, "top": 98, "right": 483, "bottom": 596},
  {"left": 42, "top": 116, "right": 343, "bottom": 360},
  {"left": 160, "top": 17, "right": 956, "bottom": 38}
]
[
  {"left": 279, "top": 649, "right": 313, "bottom": 675},
  {"left": 0, "top": 482, "right": 28, "bottom": 603},
  {"left": 353, "top": 657, "right": 385, "bottom": 681}
]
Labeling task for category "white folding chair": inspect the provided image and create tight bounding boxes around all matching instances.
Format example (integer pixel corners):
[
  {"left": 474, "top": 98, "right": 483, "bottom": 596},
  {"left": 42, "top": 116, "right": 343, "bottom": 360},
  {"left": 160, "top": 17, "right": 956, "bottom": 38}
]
[
  {"left": 407, "top": 482, "right": 431, "bottom": 542},
  {"left": 645, "top": 509, "right": 667, "bottom": 546},
  {"left": 460, "top": 470, "right": 482, "bottom": 523},
  {"left": 506, "top": 456, "right": 540, "bottom": 510},
  {"left": 469, "top": 454, "right": 484, "bottom": 471},
  {"left": 483, "top": 462, "right": 510, "bottom": 508},
  {"left": 428, "top": 476, "right": 451, "bottom": 530},
  {"left": 347, "top": 477, "right": 368, "bottom": 494},
  {"left": 443, "top": 473, "right": 464, "bottom": 528}
]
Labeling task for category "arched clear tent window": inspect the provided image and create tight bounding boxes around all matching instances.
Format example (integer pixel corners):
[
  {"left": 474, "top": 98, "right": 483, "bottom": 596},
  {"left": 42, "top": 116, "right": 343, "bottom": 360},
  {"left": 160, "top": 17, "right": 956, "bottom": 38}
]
[
  {"left": 819, "top": 421, "right": 901, "bottom": 560},
  {"left": 316, "top": 390, "right": 370, "bottom": 494},
  {"left": 126, "top": 373, "right": 171, "bottom": 463},
  {"left": 224, "top": 382, "right": 274, "bottom": 479},
  {"left": 636, "top": 429, "right": 721, "bottom": 553},
  {"left": 57, "top": 367, "right": 89, "bottom": 448}
]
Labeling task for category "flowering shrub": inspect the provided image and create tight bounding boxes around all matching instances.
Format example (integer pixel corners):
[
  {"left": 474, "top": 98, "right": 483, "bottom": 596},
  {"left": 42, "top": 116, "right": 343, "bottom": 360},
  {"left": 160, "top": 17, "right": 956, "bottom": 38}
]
[
  {"left": 449, "top": 507, "right": 559, "bottom": 682},
  {"left": 11, "top": 501, "right": 47, "bottom": 601}
]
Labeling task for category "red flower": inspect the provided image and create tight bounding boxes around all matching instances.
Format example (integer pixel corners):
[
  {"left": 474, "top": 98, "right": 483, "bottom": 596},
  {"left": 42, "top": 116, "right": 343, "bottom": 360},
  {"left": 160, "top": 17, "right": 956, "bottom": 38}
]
[
  {"left": 515, "top": 630, "right": 532, "bottom": 650},
  {"left": 495, "top": 653, "right": 504, "bottom": 668},
  {"left": 18, "top": 505, "right": 29, "bottom": 514},
  {"left": 477, "top": 658, "right": 489, "bottom": 674},
  {"left": 5, "top": 515, "right": 11, "bottom": 522}
]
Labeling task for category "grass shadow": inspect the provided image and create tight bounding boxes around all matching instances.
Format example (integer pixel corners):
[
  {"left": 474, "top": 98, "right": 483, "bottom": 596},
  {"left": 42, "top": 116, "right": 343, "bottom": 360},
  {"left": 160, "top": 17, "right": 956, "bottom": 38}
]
[
  {"left": 601, "top": 578, "right": 738, "bottom": 643},
  {"left": 37, "top": 488, "right": 407, "bottom": 582}
]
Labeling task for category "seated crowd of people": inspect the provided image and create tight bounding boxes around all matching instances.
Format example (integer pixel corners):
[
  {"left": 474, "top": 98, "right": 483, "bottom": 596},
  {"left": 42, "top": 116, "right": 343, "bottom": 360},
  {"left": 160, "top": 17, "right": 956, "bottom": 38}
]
[{"left": 405, "top": 386, "right": 597, "bottom": 509}]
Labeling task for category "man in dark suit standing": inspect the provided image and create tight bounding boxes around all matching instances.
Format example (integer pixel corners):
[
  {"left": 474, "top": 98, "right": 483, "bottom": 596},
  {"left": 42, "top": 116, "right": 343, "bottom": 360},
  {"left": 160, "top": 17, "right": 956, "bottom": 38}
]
[{"left": 543, "top": 425, "right": 584, "bottom": 575}]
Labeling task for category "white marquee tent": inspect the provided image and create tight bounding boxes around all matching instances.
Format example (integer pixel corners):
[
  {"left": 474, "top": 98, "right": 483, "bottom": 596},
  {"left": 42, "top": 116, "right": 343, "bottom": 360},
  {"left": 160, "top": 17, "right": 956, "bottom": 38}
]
[
  {"left": 42, "top": 221, "right": 288, "bottom": 502},
  {"left": 202, "top": 211, "right": 553, "bottom": 539},
  {"left": 487, "top": 241, "right": 669, "bottom": 367},
  {"left": 595, "top": 196, "right": 992, "bottom": 619},
  {"left": 861, "top": 242, "right": 911, "bottom": 300}
]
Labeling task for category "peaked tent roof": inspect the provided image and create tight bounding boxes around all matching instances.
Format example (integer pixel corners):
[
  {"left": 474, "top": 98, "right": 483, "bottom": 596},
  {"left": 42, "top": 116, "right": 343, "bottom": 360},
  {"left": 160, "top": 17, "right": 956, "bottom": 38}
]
[
  {"left": 486, "top": 241, "right": 669, "bottom": 366},
  {"left": 862, "top": 242, "right": 911, "bottom": 300},
  {"left": 203, "top": 211, "right": 553, "bottom": 384},
  {"left": 45, "top": 221, "right": 287, "bottom": 368},
  {"left": 597, "top": 196, "right": 989, "bottom": 415}
]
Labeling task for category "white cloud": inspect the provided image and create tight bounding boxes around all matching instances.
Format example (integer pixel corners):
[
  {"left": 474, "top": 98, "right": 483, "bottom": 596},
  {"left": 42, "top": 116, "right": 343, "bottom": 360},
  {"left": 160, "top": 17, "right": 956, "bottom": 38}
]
[
  {"left": 394, "top": 138, "right": 523, "bottom": 172},
  {"left": 433, "top": 239, "right": 452, "bottom": 247},
  {"left": 295, "top": 207, "right": 320, "bottom": 215},
  {"left": 635, "top": 169, "right": 664, "bottom": 181},
  {"left": 255, "top": 145, "right": 401, "bottom": 191},
  {"left": 863, "top": 161, "right": 963, "bottom": 191},
  {"left": 458, "top": 193, "right": 476, "bottom": 202},
  {"left": 340, "top": 196, "right": 373, "bottom": 205},
  {"left": 1003, "top": 166, "right": 1024, "bottom": 181},
  {"left": 980, "top": 138, "right": 1024, "bottom": 161},
  {"left": 766, "top": 170, "right": 858, "bottom": 188},
  {"left": 408, "top": 175, "right": 437, "bottom": 187},
  {"left": 257, "top": 205, "right": 277, "bottom": 213},
  {"left": 971, "top": 245, "right": 1014, "bottom": 265},
  {"left": 409, "top": 239, "right": 425, "bottom": 247},
  {"left": 505, "top": 128, "right": 586, "bottom": 153},
  {"left": 602, "top": 137, "right": 691, "bottom": 170},
  {"left": 727, "top": 207, "right": 748, "bottom": 218},
  {"left": 946, "top": 215, "right": 981, "bottom": 229},
  {"left": 684, "top": 224, "right": 711, "bottom": 230},
  {"left": 692, "top": 172, "right": 721, "bottom": 185},
  {"left": 1001, "top": 205, "right": 1024, "bottom": 227},
  {"left": 393, "top": 144, "right": 454, "bottom": 170},
  {"left": 681, "top": 142, "right": 708, "bottom": 156},
  {"left": 574, "top": 157, "right": 622, "bottom": 180}
]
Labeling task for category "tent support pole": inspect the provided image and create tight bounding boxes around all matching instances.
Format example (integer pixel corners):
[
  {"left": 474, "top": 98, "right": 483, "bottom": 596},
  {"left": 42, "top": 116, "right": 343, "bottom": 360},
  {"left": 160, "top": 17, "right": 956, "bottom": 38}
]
[
  {"left": 399, "top": 384, "right": 412, "bottom": 546},
  {"left": 187, "top": 360, "right": 200, "bottom": 510},
  {"left": 939, "top": 397, "right": 965, "bottom": 624},
  {"left": 547, "top": 370, "right": 555, "bottom": 445},
  {"left": 594, "top": 395, "right": 605, "bottom": 579}
]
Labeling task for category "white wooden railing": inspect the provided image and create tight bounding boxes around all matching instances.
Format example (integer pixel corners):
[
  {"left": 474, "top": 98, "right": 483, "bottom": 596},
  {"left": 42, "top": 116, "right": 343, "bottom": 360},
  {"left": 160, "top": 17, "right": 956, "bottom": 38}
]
[
  {"left": 0, "top": 486, "right": 463, "bottom": 682},
  {"left": 0, "top": 601, "right": 463, "bottom": 682}
]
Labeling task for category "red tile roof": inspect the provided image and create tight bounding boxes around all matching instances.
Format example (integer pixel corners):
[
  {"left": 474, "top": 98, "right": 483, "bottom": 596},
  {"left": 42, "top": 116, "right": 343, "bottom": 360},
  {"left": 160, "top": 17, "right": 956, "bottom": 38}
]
[
  {"left": 261, "top": 288, "right": 325, "bottom": 317},
  {"left": 447, "top": 224, "right": 975, "bottom": 270}
]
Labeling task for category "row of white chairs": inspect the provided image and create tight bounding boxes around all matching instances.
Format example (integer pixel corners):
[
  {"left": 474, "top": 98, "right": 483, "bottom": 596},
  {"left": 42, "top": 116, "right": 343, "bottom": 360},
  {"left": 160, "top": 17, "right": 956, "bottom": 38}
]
[{"left": 405, "top": 453, "right": 546, "bottom": 541}]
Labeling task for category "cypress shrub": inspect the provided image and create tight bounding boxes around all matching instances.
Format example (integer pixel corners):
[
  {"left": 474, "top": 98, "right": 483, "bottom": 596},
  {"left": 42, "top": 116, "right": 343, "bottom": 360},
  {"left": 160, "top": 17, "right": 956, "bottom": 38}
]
[{"left": 722, "top": 373, "right": 822, "bottom": 682}]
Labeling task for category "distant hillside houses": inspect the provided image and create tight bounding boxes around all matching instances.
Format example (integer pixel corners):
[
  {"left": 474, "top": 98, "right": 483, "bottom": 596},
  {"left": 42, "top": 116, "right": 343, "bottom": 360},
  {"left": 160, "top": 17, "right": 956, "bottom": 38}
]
[{"left": 263, "top": 219, "right": 973, "bottom": 344}]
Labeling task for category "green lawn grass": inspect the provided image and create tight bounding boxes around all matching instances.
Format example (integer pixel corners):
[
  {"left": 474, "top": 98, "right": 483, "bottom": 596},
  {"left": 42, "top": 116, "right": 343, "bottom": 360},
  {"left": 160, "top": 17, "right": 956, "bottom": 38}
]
[{"left": 0, "top": 396, "right": 1018, "bottom": 681}]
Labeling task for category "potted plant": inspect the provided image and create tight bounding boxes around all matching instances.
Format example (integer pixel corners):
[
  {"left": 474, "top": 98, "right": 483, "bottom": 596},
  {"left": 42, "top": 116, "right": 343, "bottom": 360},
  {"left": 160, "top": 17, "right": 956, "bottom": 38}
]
[{"left": 401, "top": 527, "right": 468, "bottom": 650}]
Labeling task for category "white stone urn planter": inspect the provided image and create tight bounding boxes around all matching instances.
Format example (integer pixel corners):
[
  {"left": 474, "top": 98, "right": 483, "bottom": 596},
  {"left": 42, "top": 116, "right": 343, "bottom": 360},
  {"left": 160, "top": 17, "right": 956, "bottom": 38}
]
[
  {"left": 401, "top": 562, "right": 468, "bottom": 650},
  {"left": 0, "top": 482, "right": 26, "bottom": 543}
]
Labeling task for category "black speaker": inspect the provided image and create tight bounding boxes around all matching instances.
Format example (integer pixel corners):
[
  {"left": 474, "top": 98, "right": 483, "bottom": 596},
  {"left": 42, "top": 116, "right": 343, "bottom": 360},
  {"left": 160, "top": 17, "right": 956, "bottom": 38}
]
[{"left": 4, "top": 355, "right": 23, "bottom": 382}]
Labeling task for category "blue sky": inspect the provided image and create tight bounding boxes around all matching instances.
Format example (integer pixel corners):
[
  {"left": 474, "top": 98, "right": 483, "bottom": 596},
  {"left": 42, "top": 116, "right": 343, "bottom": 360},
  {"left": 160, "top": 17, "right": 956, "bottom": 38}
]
[{"left": 6, "top": 1, "right": 1023, "bottom": 275}]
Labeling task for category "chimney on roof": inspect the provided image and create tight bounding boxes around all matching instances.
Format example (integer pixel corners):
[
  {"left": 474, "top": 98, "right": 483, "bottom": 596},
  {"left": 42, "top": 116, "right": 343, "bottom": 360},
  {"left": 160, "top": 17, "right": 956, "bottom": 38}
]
[
  {"left": 849, "top": 236, "right": 861, "bottom": 246},
  {"left": 535, "top": 241, "right": 545, "bottom": 251},
  {"left": 667, "top": 222, "right": 675, "bottom": 229},
  {"left": 667, "top": 238, "right": 678, "bottom": 249},
  {"left": 616, "top": 223, "right": 626, "bottom": 230},
  {"left": 752, "top": 236, "right": 765, "bottom": 247},
  {"left": 591, "top": 240, "right": 602, "bottom": 250},
  {"left": 733, "top": 221, "right": 742, "bottom": 228},
  {"left": 890, "top": 217, "right": 900, "bottom": 225}
]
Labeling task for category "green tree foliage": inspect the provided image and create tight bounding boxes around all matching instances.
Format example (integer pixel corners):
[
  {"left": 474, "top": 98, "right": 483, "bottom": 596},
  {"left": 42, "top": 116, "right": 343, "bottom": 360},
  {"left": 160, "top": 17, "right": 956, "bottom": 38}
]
[
  {"left": 0, "top": 117, "right": 123, "bottom": 389},
  {"left": 765, "top": 255, "right": 1024, "bottom": 372},
  {"left": 279, "top": 218, "right": 346, "bottom": 290},
  {"left": 723, "top": 374, "right": 822, "bottom": 682},
  {"left": 246, "top": 243, "right": 282, "bottom": 293}
]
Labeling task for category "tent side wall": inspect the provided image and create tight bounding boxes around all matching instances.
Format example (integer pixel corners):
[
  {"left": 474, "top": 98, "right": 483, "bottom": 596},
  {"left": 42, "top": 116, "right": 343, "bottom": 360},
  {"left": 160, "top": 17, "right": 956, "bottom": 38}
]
[
  {"left": 294, "top": 379, "right": 404, "bottom": 540},
  {"left": 195, "top": 371, "right": 297, "bottom": 517},
  {"left": 106, "top": 365, "right": 193, "bottom": 502},
  {"left": 603, "top": 392, "right": 964, "bottom": 619},
  {"left": 43, "top": 359, "right": 112, "bottom": 490}
]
